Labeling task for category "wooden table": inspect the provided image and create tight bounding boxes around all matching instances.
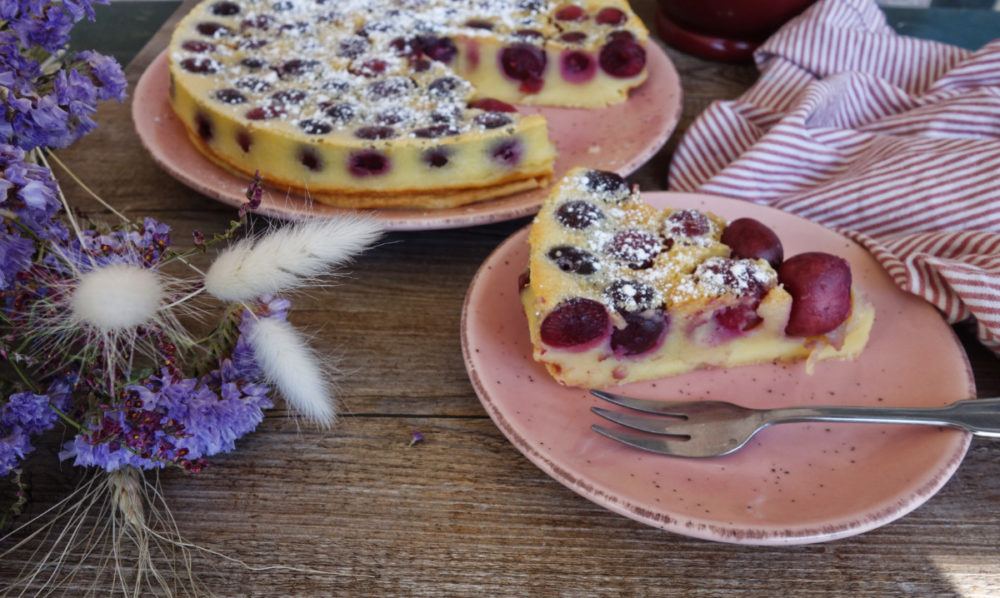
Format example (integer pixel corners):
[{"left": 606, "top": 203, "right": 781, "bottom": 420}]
[{"left": 4, "top": 1, "right": 1000, "bottom": 595}]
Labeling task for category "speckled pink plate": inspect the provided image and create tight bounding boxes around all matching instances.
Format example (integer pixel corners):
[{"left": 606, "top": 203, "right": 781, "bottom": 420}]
[
  {"left": 461, "top": 192, "right": 975, "bottom": 545},
  {"left": 132, "top": 43, "right": 681, "bottom": 231}
]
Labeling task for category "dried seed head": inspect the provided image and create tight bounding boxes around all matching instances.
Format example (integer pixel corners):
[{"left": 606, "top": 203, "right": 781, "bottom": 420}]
[{"left": 71, "top": 264, "right": 164, "bottom": 332}]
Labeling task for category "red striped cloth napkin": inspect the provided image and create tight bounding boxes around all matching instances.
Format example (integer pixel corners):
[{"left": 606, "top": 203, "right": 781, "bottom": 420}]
[{"left": 667, "top": 0, "right": 1000, "bottom": 356}]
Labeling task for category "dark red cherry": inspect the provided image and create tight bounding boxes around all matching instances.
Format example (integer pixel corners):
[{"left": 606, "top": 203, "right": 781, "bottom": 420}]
[
  {"left": 469, "top": 98, "right": 517, "bottom": 113},
  {"left": 714, "top": 304, "right": 762, "bottom": 332},
  {"left": 514, "top": 29, "right": 544, "bottom": 41},
  {"left": 348, "top": 150, "right": 391, "bottom": 176},
  {"left": 607, "top": 30, "right": 635, "bottom": 42},
  {"left": 279, "top": 21, "right": 308, "bottom": 35},
  {"left": 465, "top": 19, "right": 494, "bottom": 30},
  {"left": 299, "top": 148, "right": 321, "bottom": 171},
  {"left": 555, "top": 200, "right": 603, "bottom": 229},
  {"left": 350, "top": 58, "right": 387, "bottom": 77},
  {"left": 338, "top": 36, "right": 369, "bottom": 58},
  {"left": 239, "top": 38, "right": 269, "bottom": 50},
  {"left": 273, "top": 0, "right": 294, "bottom": 10},
  {"left": 500, "top": 43, "right": 546, "bottom": 82},
  {"left": 599, "top": 37, "right": 645, "bottom": 78},
  {"left": 778, "top": 253, "right": 852, "bottom": 337},
  {"left": 473, "top": 112, "right": 512, "bottom": 129},
  {"left": 595, "top": 7, "right": 626, "bottom": 25},
  {"left": 180, "top": 57, "right": 219, "bottom": 74},
  {"left": 554, "top": 4, "right": 586, "bottom": 21},
  {"left": 547, "top": 246, "right": 599, "bottom": 275},
  {"left": 241, "top": 57, "right": 266, "bottom": 70},
  {"left": 611, "top": 310, "right": 668, "bottom": 357},
  {"left": 539, "top": 298, "right": 610, "bottom": 349},
  {"left": 698, "top": 258, "right": 772, "bottom": 299},
  {"left": 181, "top": 40, "right": 215, "bottom": 53},
  {"left": 607, "top": 229, "right": 661, "bottom": 269},
  {"left": 413, "top": 124, "right": 458, "bottom": 138},
  {"left": 490, "top": 139, "right": 522, "bottom": 167},
  {"left": 354, "top": 126, "right": 396, "bottom": 140},
  {"left": 419, "top": 36, "right": 457, "bottom": 63},
  {"left": 603, "top": 279, "right": 656, "bottom": 313},
  {"left": 324, "top": 103, "right": 355, "bottom": 122},
  {"left": 721, "top": 218, "right": 784, "bottom": 269},
  {"left": 422, "top": 148, "right": 451, "bottom": 168},
  {"left": 560, "top": 31, "right": 587, "bottom": 43},
  {"left": 560, "top": 50, "right": 595, "bottom": 83},
  {"left": 375, "top": 109, "right": 406, "bottom": 125},
  {"left": 245, "top": 105, "right": 285, "bottom": 120},
  {"left": 240, "top": 14, "right": 274, "bottom": 31},
  {"left": 299, "top": 120, "right": 332, "bottom": 135},
  {"left": 428, "top": 76, "right": 462, "bottom": 97},
  {"left": 278, "top": 58, "right": 320, "bottom": 77},
  {"left": 195, "top": 113, "right": 213, "bottom": 141},
  {"left": 584, "top": 169, "right": 631, "bottom": 203},
  {"left": 235, "top": 77, "right": 272, "bottom": 93},
  {"left": 272, "top": 89, "right": 307, "bottom": 105},
  {"left": 214, "top": 88, "right": 247, "bottom": 104},
  {"left": 236, "top": 130, "right": 252, "bottom": 152},
  {"left": 196, "top": 22, "right": 232, "bottom": 37},
  {"left": 368, "top": 77, "right": 411, "bottom": 99},
  {"left": 665, "top": 209, "right": 711, "bottom": 238},
  {"left": 210, "top": 1, "right": 241, "bottom": 15}
]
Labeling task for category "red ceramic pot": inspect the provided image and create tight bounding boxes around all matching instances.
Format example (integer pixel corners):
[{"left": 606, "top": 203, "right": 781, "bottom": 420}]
[{"left": 657, "top": 0, "right": 817, "bottom": 62}]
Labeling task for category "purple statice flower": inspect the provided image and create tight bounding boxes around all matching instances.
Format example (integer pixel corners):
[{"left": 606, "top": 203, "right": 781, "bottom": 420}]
[
  {"left": 76, "top": 50, "right": 127, "bottom": 102},
  {"left": 61, "top": 301, "right": 287, "bottom": 472},
  {"left": 5, "top": 0, "right": 109, "bottom": 54},
  {"left": 0, "top": 377, "right": 74, "bottom": 476}
]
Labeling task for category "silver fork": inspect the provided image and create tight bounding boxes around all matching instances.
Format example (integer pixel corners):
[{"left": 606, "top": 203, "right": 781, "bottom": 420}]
[{"left": 590, "top": 389, "right": 1000, "bottom": 458}]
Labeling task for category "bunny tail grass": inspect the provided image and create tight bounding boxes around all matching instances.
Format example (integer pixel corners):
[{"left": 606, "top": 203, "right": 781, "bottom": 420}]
[
  {"left": 204, "top": 215, "right": 383, "bottom": 302},
  {"left": 247, "top": 317, "right": 336, "bottom": 427}
]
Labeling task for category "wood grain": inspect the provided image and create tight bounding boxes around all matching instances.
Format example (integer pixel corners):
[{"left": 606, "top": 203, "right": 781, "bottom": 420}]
[{"left": 3, "top": 1, "right": 1000, "bottom": 596}]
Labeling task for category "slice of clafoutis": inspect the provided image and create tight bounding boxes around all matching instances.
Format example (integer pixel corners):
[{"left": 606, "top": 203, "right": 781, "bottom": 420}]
[{"left": 520, "top": 167, "right": 875, "bottom": 388}]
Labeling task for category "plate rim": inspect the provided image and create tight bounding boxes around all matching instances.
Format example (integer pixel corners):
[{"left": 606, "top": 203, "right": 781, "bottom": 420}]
[
  {"left": 131, "top": 42, "right": 682, "bottom": 231},
  {"left": 461, "top": 190, "right": 975, "bottom": 546}
]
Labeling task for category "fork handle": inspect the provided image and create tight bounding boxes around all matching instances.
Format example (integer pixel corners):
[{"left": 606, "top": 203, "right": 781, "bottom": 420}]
[{"left": 764, "top": 397, "right": 1000, "bottom": 437}]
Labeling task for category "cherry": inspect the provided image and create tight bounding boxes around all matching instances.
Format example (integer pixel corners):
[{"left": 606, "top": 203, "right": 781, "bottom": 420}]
[
  {"left": 349, "top": 58, "right": 387, "bottom": 77},
  {"left": 599, "top": 37, "right": 645, "bottom": 78},
  {"left": 469, "top": 98, "right": 517, "bottom": 113},
  {"left": 236, "top": 130, "right": 252, "bottom": 152},
  {"left": 279, "top": 22, "right": 308, "bottom": 36},
  {"left": 721, "top": 218, "right": 784, "bottom": 269},
  {"left": 196, "top": 22, "right": 232, "bottom": 37},
  {"left": 611, "top": 310, "right": 668, "bottom": 357},
  {"left": 428, "top": 76, "right": 462, "bottom": 97},
  {"left": 583, "top": 169, "right": 630, "bottom": 201},
  {"left": 181, "top": 40, "right": 215, "bottom": 53},
  {"left": 338, "top": 36, "right": 369, "bottom": 58},
  {"left": 214, "top": 88, "right": 247, "bottom": 104},
  {"left": 299, "top": 120, "right": 332, "bottom": 135},
  {"left": 514, "top": 29, "right": 544, "bottom": 41},
  {"left": 299, "top": 148, "right": 321, "bottom": 171},
  {"left": 278, "top": 58, "right": 320, "bottom": 77},
  {"left": 324, "top": 103, "right": 355, "bottom": 123},
  {"left": 559, "top": 31, "right": 587, "bottom": 44},
  {"left": 235, "top": 77, "right": 272, "bottom": 93},
  {"left": 490, "top": 139, "right": 522, "bottom": 167},
  {"left": 241, "top": 57, "right": 266, "bottom": 70},
  {"left": 464, "top": 19, "right": 494, "bottom": 30},
  {"left": 554, "top": 5, "right": 586, "bottom": 21},
  {"left": 539, "top": 298, "right": 610, "bottom": 349},
  {"left": 422, "top": 148, "right": 450, "bottom": 168},
  {"left": 603, "top": 279, "right": 656, "bottom": 313},
  {"left": 419, "top": 36, "right": 457, "bottom": 63},
  {"left": 180, "top": 57, "right": 219, "bottom": 74},
  {"left": 500, "top": 43, "right": 546, "bottom": 83},
  {"left": 239, "top": 38, "right": 269, "bottom": 50},
  {"left": 474, "top": 112, "right": 512, "bottom": 129},
  {"left": 560, "top": 50, "right": 595, "bottom": 83},
  {"left": 664, "top": 209, "right": 711, "bottom": 238},
  {"left": 595, "top": 7, "right": 626, "bottom": 25},
  {"left": 607, "top": 229, "right": 661, "bottom": 269},
  {"left": 715, "top": 304, "right": 762, "bottom": 332},
  {"left": 210, "top": 1, "right": 241, "bottom": 15},
  {"left": 697, "top": 258, "right": 771, "bottom": 299},
  {"left": 273, "top": 0, "right": 294, "bottom": 10},
  {"left": 778, "top": 253, "right": 853, "bottom": 337},
  {"left": 244, "top": 105, "right": 286, "bottom": 120},
  {"left": 555, "top": 200, "right": 603, "bottom": 229},
  {"left": 195, "top": 113, "right": 213, "bottom": 141},
  {"left": 272, "top": 89, "right": 307, "bottom": 104},
  {"left": 240, "top": 14, "right": 275, "bottom": 31},
  {"left": 367, "top": 77, "right": 412, "bottom": 99},
  {"left": 547, "top": 245, "right": 599, "bottom": 275},
  {"left": 348, "top": 151, "right": 391, "bottom": 176},
  {"left": 320, "top": 78, "right": 350, "bottom": 95},
  {"left": 413, "top": 124, "right": 458, "bottom": 138},
  {"left": 354, "top": 126, "right": 396, "bottom": 140}
]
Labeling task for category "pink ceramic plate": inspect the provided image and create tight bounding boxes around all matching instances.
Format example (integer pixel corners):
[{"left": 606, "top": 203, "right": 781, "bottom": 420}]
[
  {"left": 461, "top": 192, "right": 975, "bottom": 545},
  {"left": 132, "top": 44, "right": 681, "bottom": 231}
]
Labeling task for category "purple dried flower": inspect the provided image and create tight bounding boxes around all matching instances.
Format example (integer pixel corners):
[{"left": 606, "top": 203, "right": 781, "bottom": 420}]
[{"left": 408, "top": 430, "right": 424, "bottom": 447}]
